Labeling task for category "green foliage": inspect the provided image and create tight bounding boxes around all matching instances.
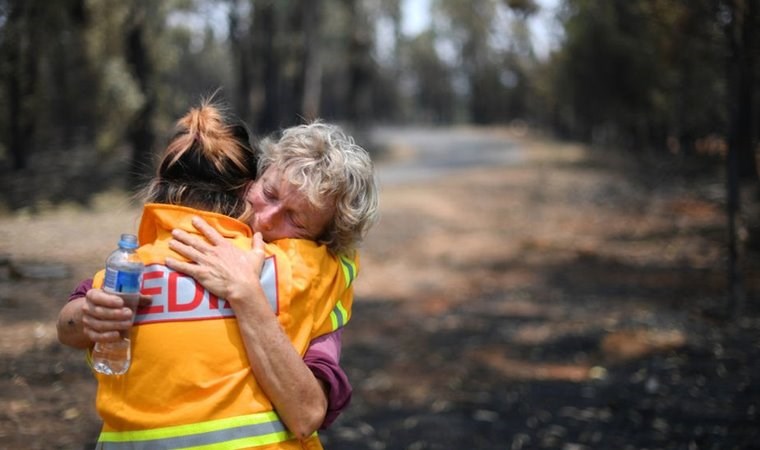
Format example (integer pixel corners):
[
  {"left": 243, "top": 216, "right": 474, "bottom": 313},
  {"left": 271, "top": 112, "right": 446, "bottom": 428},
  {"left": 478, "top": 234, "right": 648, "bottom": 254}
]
[
  {"left": 552, "top": 0, "right": 733, "bottom": 152},
  {"left": 1, "top": 0, "right": 757, "bottom": 208}
]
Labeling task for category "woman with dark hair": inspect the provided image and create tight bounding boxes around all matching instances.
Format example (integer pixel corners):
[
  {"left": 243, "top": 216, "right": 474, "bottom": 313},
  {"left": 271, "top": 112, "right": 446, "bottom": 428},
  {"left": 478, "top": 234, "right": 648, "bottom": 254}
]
[{"left": 57, "top": 101, "right": 378, "bottom": 449}]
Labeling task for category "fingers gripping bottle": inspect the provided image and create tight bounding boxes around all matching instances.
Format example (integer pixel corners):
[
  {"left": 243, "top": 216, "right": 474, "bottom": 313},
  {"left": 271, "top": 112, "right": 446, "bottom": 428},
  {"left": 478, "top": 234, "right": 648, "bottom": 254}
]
[{"left": 91, "top": 234, "right": 144, "bottom": 375}]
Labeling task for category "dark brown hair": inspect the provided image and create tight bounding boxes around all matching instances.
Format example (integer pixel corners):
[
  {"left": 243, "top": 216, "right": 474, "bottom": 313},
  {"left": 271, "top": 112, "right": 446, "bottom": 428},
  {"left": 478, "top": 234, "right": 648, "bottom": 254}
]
[{"left": 141, "top": 100, "right": 258, "bottom": 218}]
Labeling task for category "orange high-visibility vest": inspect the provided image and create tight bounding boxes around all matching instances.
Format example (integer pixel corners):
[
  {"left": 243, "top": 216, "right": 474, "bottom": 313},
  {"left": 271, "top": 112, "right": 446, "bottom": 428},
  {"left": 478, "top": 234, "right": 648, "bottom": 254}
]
[{"left": 91, "top": 204, "right": 356, "bottom": 450}]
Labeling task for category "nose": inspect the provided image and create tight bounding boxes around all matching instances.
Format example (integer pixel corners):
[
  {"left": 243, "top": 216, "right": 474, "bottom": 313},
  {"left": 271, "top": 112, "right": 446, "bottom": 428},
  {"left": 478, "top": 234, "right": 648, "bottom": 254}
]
[{"left": 256, "top": 205, "right": 281, "bottom": 231}]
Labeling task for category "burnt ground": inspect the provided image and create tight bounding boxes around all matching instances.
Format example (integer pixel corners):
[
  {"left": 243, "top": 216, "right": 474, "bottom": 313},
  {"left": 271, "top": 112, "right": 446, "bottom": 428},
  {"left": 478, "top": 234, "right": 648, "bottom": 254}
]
[{"left": 1, "top": 128, "right": 759, "bottom": 449}]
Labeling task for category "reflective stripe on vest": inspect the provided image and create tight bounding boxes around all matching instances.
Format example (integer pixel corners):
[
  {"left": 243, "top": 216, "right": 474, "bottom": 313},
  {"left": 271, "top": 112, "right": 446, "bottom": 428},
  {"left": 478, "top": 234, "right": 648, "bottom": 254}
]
[
  {"left": 330, "top": 300, "right": 349, "bottom": 331},
  {"left": 339, "top": 256, "right": 356, "bottom": 288},
  {"left": 259, "top": 257, "right": 278, "bottom": 312},
  {"left": 96, "top": 411, "right": 294, "bottom": 450}
]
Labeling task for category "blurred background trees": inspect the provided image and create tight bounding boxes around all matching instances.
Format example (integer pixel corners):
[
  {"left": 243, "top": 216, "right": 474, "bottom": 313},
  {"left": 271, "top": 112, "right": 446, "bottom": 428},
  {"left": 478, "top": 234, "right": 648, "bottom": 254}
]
[{"left": 0, "top": 0, "right": 758, "bottom": 206}]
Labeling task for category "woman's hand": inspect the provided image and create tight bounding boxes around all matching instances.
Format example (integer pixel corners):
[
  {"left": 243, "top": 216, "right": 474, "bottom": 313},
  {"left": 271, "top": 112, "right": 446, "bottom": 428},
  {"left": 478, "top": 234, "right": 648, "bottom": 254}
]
[
  {"left": 81, "top": 289, "right": 150, "bottom": 343},
  {"left": 166, "top": 216, "right": 266, "bottom": 302}
]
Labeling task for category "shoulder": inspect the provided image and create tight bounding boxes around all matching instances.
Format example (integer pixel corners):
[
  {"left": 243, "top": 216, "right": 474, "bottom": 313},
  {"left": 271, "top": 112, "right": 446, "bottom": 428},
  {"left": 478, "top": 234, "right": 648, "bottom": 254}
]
[{"left": 266, "top": 239, "right": 340, "bottom": 272}]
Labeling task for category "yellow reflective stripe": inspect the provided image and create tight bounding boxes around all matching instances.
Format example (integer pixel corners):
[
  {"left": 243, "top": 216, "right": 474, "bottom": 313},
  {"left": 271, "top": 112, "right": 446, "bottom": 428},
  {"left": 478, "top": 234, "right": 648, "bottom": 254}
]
[
  {"left": 339, "top": 256, "right": 356, "bottom": 287},
  {"left": 330, "top": 300, "right": 350, "bottom": 331},
  {"left": 98, "top": 411, "right": 294, "bottom": 449},
  {"left": 100, "top": 412, "right": 281, "bottom": 442}
]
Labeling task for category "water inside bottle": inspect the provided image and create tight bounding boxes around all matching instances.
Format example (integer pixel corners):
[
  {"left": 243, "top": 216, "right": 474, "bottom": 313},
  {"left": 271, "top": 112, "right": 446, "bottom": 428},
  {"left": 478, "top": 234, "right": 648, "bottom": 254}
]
[{"left": 92, "top": 338, "right": 132, "bottom": 375}]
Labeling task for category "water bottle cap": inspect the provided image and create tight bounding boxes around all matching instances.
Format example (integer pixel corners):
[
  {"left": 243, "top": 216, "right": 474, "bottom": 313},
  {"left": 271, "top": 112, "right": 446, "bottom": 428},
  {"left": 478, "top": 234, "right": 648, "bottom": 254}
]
[{"left": 119, "top": 234, "right": 139, "bottom": 249}]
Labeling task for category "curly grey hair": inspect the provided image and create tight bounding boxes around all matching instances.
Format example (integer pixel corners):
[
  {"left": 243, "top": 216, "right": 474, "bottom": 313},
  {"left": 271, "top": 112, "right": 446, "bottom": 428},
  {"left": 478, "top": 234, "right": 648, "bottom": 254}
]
[{"left": 258, "top": 122, "right": 379, "bottom": 255}]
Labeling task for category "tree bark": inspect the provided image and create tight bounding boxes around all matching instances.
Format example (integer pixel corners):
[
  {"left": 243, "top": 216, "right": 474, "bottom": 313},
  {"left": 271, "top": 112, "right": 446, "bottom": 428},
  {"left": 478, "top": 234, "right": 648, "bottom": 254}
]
[
  {"left": 724, "top": 0, "right": 759, "bottom": 316},
  {"left": 300, "top": 0, "right": 323, "bottom": 121},
  {"left": 729, "top": 0, "right": 758, "bottom": 182},
  {"left": 229, "top": 0, "right": 253, "bottom": 124},
  {"left": 5, "top": 0, "right": 38, "bottom": 170},
  {"left": 253, "top": 1, "right": 280, "bottom": 134},
  {"left": 345, "top": 0, "right": 373, "bottom": 125},
  {"left": 124, "top": 5, "right": 156, "bottom": 188}
]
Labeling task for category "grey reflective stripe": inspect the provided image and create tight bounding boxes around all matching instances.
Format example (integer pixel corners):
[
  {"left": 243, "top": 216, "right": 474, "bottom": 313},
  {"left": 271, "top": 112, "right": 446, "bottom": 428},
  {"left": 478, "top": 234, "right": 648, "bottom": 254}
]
[
  {"left": 97, "top": 418, "right": 289, "bottom": 450},
  {"left": 259, "top": 257, "right": 278, "bottom": 312},
  {"left": 339, "top": 256, "right": 356, "bottom": 287},
  {"left": 332, "top": 304, "right": 345, "bottom": 328}
]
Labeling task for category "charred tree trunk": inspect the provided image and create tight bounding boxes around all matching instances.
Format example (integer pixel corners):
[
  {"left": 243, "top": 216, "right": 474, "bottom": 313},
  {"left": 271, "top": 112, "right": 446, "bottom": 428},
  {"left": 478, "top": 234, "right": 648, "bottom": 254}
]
[
  {"left": 124, "top": 6, "right": 156, "bottom": 189},
  {"left": 228, "top": 0, "right": 253, "bottom": 124},
  {"left": 345, "top": 0, "right": 373, "bottom": 125},
  {"left": 724, "top": 0, "right": 759, "bottom": 316},
  {"left": 300, "top": 0, "right": 323, "bottom": 121},
  {"left": 253, "top": 1, "right": 280, "bottom": 134},
  {"left": 5, "top": 0, "right": 38, "bottom": 170},
  {"left": 729, "top": 0, "right": 758, "bottom": 182}
]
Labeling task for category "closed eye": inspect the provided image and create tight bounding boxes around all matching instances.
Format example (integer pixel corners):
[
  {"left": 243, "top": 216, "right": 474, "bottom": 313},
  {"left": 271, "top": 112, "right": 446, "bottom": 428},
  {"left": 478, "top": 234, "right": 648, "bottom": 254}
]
[
  {"left": 262, "top": 185, "right": 277, "bottom": 201},
  {"left": 288, "top": 212, "right": 307, "bottom": 231}
]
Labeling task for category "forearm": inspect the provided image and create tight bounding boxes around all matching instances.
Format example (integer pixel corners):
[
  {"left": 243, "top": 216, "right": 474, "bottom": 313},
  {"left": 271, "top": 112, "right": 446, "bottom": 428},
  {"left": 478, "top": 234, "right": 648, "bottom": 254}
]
[
  {"left": 56, "top": 297, "right": 93, "bottom": 349},
  {"left": 166, "top": 225, "right": 330, "bottom": 435},
  {"left": 232, "top": 287, "right": 328, "bottom": 440}
]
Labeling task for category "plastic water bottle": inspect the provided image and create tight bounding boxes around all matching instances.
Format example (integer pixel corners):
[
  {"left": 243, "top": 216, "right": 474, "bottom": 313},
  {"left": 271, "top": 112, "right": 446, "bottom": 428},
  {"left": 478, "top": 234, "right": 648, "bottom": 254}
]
[{"left": 91, "top": 234, "right": 144, "bottom": 375}]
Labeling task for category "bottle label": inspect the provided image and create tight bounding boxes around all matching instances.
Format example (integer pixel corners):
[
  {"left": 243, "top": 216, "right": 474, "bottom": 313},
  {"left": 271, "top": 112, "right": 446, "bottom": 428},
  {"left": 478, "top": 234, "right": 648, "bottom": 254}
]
[{"left": 104, "top": 267, "right": 142, "bottom": 294}]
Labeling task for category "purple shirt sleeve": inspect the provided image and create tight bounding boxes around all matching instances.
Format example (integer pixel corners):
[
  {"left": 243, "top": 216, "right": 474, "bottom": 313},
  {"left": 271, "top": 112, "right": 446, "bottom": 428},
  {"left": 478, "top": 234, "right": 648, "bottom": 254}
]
[
  {"left": 68, "top": 278, "right": 93, "bottom": 302},
  {"left": 68, "top": 278, "right": 352, "bottom": 428},
  {"left": 304, "top": 328, "right": 352, "bottom": 429}
]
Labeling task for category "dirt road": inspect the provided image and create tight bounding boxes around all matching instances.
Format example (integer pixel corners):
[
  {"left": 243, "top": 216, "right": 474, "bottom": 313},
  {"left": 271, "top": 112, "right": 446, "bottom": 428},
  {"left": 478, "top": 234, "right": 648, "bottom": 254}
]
[{"left": 1, "top": 127, "right": 758, "bottom": 449}]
